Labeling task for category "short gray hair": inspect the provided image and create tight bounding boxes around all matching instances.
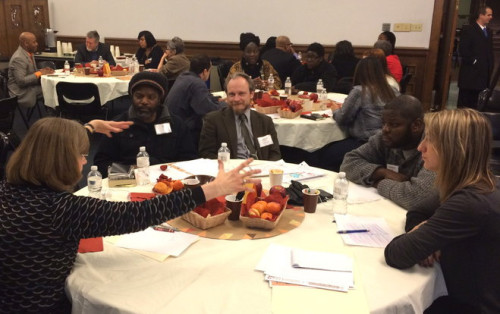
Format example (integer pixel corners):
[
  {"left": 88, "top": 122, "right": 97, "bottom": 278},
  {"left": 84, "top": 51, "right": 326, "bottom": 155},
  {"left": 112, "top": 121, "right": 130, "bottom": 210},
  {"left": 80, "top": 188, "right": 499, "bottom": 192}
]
[
  {"left": 86, "top": 30, "right": 100, "bottom": 41},
  {"left": 166, "top": 36, "right": 184, "bottom": 53},
  {"left": 224, "top": 72, "right": 255, "bottom": 92},
  {"left": 374, "top": 40, "right": 392, "bottom": 56}
]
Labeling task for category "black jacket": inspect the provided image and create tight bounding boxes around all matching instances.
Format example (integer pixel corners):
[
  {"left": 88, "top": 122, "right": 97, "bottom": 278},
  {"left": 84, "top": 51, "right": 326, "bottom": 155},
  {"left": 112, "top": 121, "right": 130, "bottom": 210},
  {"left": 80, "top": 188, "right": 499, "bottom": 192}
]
[
  {"left": 458, "top": 23, "right": 494, "bottom": 90},
  {"left": 261, "top": 48, "right": 301, "bottom": 83},
  {"left": 74, "top": 42, "right": 116, "bottom": 66},
  {"left": 291, "top": 60, "right": 337, "bottom": 92}
]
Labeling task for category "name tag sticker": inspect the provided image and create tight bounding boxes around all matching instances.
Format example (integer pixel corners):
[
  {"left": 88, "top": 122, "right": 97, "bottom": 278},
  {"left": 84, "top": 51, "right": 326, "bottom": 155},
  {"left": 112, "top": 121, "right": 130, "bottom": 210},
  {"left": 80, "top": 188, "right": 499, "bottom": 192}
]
[
  {"left": 155, "top": 123, "right": 172, "bottom": 135},
  {"left": 257, "top": 134, "right": 273, "bottom": 148},
  {"left": 387, "top": 164, "right": 399, "bottom": 173}
]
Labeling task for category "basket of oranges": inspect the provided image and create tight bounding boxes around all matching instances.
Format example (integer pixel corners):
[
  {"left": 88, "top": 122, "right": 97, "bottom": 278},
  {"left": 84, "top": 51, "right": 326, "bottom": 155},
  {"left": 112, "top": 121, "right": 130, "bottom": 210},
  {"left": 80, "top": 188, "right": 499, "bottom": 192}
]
[
  {"left": 182, "top": 198, "right": 231, "bottom": 229},
  {"left": 239, "top": 185, "right": 288, "bottom": 230}
]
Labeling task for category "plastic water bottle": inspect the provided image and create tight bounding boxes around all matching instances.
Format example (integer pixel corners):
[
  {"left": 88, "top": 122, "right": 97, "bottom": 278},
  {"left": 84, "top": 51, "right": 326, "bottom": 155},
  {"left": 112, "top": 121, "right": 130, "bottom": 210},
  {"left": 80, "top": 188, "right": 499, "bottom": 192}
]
[
  {"left": 320, "top": 88, "right": 328, "bottom": 101},
  {"left": 297, "top": 51, "right": 302, "bottom": 62},
  {"left": 87, "top": 165, "right": 102, "bottom": 198},
  {"left": 285, "top": 77, "right": 292, "bottom": 96},
  {"left": 98, "top": 56, "right": 104, "bottom": 69},
  {"left": 218, "top": 142, "right": 230, "bottom": 171},
  {"left": 63, "top": 60, "right": 70, "bottom": 75},
  {"left": 136, "top": 146, "right": 150, "bottom": 185},
  {"left": 316, "top": 79, "right": 324, "bottom": 94},
  {"left": 333, "top": 172, "right": 349, "bottom": 215},
  {"left": 267, "top": 73, "right": 275, "bottom": 90}
]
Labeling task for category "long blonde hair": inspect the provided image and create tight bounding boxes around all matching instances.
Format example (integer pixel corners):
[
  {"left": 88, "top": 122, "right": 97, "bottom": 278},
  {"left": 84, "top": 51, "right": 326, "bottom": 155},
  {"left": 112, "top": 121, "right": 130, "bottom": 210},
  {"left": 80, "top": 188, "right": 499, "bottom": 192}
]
[
  {"left": 424, "top": 109, "right": 496, "bottom": 201},
  {"left": 6, "top": 117, "right": 89, "bottom": 192}
]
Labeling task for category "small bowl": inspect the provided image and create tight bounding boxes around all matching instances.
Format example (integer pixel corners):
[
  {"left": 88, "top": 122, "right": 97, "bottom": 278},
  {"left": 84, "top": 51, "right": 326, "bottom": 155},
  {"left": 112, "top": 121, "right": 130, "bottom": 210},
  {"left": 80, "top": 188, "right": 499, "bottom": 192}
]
[{"left": 183, "top": 175, "right": 215, "bottom": 188}]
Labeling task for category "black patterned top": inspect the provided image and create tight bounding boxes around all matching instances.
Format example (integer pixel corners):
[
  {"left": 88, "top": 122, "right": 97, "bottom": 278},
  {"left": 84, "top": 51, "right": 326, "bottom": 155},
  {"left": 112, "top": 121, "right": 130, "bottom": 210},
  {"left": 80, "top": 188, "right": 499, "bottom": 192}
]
[{"left": 0, "top": 181, "right": 205, "bottom": 313}]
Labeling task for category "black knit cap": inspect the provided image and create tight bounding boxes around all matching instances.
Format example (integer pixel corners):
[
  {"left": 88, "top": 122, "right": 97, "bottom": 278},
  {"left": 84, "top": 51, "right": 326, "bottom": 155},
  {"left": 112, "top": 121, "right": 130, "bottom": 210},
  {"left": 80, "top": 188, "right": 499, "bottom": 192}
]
[
  {"left": 128, "top": 71, "right": 169, "bottom": 103},
  {"left": 307, "top": 42, "right": 325, "bottom": 58},
  {"left": 239, "top": 32, "right": 260, "bottom": 50}
]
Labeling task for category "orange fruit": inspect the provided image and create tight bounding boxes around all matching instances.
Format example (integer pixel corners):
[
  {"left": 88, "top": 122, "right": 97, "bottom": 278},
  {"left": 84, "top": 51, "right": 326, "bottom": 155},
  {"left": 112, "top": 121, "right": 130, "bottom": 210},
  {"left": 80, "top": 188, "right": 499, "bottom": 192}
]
[
  {"left": 172, "top": 180, "right": 184, "bottom": 191},
  {"left": 264, "top": 202, "right": 281, "bottom": 215},
  {"left": 251, "top": 201, "right": 267, "bottom": 213},
  {"left": 153, "top": 182, "right": 173, "bottom": 195},
  {"left": 261, "top": 212, "right": 273, "bottom": 220},
  {"left": 248, "top": 207, "right": 261, "bottom": 218}
]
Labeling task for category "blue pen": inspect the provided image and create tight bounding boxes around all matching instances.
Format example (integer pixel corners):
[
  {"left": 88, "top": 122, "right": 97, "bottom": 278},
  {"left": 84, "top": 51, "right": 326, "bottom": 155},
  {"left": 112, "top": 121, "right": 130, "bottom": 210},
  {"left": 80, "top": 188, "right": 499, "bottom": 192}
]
[{"left": 337, "top": 229, "right": 369, "bottom": 234}]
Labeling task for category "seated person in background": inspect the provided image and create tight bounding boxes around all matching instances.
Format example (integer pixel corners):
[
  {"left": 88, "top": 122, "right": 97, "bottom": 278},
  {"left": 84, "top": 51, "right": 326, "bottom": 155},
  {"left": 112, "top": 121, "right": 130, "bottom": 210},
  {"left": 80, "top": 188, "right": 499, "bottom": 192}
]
[
  {"left": 94, "top": 72, "right": 197, "bottom": 176},
  {"left": 74, "top": 30, "right": 116, "bottom": 66},
  {"left": 317, "top": 56, "right": 399, "bottom": 172},
  {"left": 158, "top": 36, "right": 190, "bottom": 80},
  {"left": 166, "top": 54, "right": 226, "bottom": 149},
  {"left": 8, "top": 32, "right": 54, "bottom": 109},
  {"left": 261, "top": 35, "right": 301, "bottom": 84},
  {"left": 291, "top": 42, "right": 338, "bottom": 92},
  {"left": 363, "top": 48, "right": 399, "bottom": 90},
  {"left": 340, "top": 95, "right": 439, "bottom": 214},
  {"left": 385, "top": 108, "right": 500, "bottom": 314},
  {"left": 259, "top": 36, "right": 276, "bottom": 56},
  {"left": 328, "top": 40, "right": 360, "bottom": 94},
  {"left": 228, "top": 33, "right": 282, "bottom": 90},
  {"left": 374, "top": 38, "right": 402, "bottom": 83},
  {"left": 135, "top": 30, "right": 163, "bottom": 69},
  {"left": 199, "top": 72, "right": 281, "bottom": 160}
]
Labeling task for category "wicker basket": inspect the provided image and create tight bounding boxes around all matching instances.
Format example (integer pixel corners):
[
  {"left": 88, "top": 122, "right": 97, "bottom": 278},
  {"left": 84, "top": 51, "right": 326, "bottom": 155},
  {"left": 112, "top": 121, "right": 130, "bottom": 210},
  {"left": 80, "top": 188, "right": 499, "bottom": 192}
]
[
  {"left": 278, "top": 108, "right": 303, "bottom": 119},
  {"left": 239, "top": 198, "right": 288, "bottom": 230},
  {"left": 182, "top": 208, "right": 231, "bottom": 230},
  {"left": 254, "top": 105, "right": 280, "bottom": 114}
]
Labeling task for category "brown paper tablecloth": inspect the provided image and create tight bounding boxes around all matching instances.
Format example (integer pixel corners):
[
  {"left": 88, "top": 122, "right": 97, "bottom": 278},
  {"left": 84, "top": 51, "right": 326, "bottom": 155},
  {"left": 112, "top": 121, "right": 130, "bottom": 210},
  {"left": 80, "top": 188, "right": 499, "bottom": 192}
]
[{"left": 168, "top": 207, "right": 305, "bottom": 240}]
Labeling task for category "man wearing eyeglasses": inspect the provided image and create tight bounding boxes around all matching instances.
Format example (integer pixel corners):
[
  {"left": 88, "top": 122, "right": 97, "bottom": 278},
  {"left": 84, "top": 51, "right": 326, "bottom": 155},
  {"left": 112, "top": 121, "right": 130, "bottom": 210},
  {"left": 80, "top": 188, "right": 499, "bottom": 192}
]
[
  {"left": 291, "top": 42, "right": 338, "bottom": 93},
  {"left": 261, "top": 35, "right": 301, "bottom": 84}
]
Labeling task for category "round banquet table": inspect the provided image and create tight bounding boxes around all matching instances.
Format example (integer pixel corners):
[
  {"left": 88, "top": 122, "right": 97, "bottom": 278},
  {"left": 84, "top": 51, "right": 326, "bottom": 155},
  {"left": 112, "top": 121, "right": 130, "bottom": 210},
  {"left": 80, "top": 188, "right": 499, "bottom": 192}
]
[
  {"left": 41, "top": 72, "right": 131, "bottom": 108},
  {"left": 67, "top": 159, "right": 446, "bottom": 314}
]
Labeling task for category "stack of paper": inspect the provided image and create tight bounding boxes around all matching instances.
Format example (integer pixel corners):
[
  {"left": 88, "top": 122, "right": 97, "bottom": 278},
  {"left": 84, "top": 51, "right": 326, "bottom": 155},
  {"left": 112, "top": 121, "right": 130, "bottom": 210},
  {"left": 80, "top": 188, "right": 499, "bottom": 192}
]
[
  {"left": 334, "top": 214, "right": 394, "bottom": 248},
  {"left": 256, "top": 244, "right": 354, "bottom": 292}
]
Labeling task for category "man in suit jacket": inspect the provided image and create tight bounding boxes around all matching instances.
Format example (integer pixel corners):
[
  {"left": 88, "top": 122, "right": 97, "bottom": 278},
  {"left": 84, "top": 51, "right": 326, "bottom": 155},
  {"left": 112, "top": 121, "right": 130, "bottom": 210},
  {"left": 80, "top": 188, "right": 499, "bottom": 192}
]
[
  {"left": 8, "top": 32, "right": 54, "bottom": 108},
  {"left": 457, "top": 5, "right": 493, "bottom": 108},
  {"left": 74, "top": 30, "right": 116, "bottom": 66},
  {"left": 262, "top": 36, "right": 301, "bottom": 84},
  {"left": 199, "top": 72, "right": 281, "bottom": 160}
]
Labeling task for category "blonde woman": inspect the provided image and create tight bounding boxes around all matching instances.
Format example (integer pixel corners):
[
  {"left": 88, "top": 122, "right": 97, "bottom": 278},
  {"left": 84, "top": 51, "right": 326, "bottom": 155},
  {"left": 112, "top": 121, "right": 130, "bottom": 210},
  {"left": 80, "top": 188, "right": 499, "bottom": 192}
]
[
  {"left": 385, "top": 109, "right": 500, "bottom": 313},
  {"left": 0, "top": 117, "right": 259, "bottom": 313}
]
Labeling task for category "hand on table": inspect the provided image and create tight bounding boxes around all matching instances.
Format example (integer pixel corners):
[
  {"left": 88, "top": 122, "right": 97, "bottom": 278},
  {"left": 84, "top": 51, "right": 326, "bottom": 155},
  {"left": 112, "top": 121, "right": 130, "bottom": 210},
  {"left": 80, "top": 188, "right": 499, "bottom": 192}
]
[
  {"left": 202, "top": 158, "right": 261, "bottom": 200},
  {"left": 253, "top": 77, "right": 267, "bottom": 90},
  {"left": 371, "top": 167, "right": 409, "bottom": 187},
  {"left": 418, "top": 250, "right": 441, "bottom": 267},
  {"left": 331, "top": 101, "right": 342, "bottom": 111}
]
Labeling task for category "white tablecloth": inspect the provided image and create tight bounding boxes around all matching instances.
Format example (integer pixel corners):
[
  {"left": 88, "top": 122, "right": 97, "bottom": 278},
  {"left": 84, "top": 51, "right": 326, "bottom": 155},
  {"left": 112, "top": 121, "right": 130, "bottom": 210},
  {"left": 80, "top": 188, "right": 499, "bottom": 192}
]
[
  {"left": 67, "top": 160, "right": 446, "bottom": 314},
  {"left": 41, "top": 74, "right": 131, "bottom": 108}
]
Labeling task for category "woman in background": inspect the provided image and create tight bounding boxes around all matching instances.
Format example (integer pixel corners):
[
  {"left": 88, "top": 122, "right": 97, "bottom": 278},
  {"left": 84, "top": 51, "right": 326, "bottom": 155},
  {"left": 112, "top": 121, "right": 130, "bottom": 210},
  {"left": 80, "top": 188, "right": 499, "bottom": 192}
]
[
  {"left": 385, "top": 109, "right": 500, "bottom": 313},
  {"left": 328, "top": 40, "right": 359, "bottom": 79},
  {"left": 0, "top": 117, "right": 259, "bottom": 313},
  {"left": 363, "top": 48, "right": 399, "bottom": 90},
  {"left": 135, "top": 30, "right": 163, "bottom": 69},
  {"left": 228, "top": 32, "right": 281, "bottom": 90}
]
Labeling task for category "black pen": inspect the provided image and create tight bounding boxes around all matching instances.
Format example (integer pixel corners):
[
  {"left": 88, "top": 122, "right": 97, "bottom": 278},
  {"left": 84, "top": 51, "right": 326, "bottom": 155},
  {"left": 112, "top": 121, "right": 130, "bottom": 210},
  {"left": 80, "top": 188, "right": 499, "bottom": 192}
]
[{"left": 337, "top": 229, "right": 369, "bottom": 234}]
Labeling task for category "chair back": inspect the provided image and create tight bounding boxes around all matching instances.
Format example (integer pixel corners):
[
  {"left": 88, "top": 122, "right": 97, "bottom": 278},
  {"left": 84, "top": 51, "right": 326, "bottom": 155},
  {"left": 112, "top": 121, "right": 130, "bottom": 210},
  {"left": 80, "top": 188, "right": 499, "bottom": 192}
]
[
  {"left": 37, "top": 60, "right": 56, "bottom": 70},
  {"left": 0, "top": 68, "right": 8, "bottom": 99},
  {"left": 482, "top": 112, "right": 500, "bottom": 175},
  {"left": 0, "top": 96, "right": 18, "bottom": 133},
  {"left": 399, "top": 73, "right": 412, "bottom": 94},
  {"left": 217, "top": 60, "right": 234, "bottom": 90},
  {"left": 56, "top": 82, "right": 107, "bottom": 123},
  {"left": 335, "top": 76, "right": 353, "bottom": 94}
]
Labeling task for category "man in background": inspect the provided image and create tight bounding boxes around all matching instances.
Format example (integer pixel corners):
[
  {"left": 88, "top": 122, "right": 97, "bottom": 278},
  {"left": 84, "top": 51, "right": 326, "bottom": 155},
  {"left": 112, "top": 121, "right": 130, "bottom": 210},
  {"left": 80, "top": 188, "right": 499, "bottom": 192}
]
[
  {"left": 262, "top": 35, "right": 301, "bottom": 84},
  {"left": 166, "top": 54, "right": 226, "bottom": 149},
  {"left": 457, "top": 5, "right": 493, "bottom": 108},
  {"left": 8, "top": 32, "right": 54, "bottom": 110},
  {"left": 199, "top": 72, "right": 281, "bottom": 160},
  {"left": 340, "top": 95, "right": 439, "bottom": 226},
  {"left": 74, "top": 30, "right": 116, "bottom": 66}
]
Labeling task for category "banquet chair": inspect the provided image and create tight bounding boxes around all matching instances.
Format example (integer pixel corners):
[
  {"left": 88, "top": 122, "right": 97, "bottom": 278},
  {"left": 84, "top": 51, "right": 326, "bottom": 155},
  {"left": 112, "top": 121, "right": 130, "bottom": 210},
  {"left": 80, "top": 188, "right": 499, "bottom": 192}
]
[
  {"left": 0, "top": 68, "right": 8, "bottom": 99},
  {"left": 335, "top": 76, "right": 353, "bottom": 94},
  {"left": 56, "top": 82, "right": 107, "bottom": 123},
  {"left": 217, "top": 60, "right": 233, "bottom": 90},
  {"left": 399, "top": 73, "right": 412, "bottom": 94},
  {"left": 37, "top": 61, "right": 56, "bottom": 70},
  {"left": 0, "top": 96, "right": 18, "bottom": 133},
  {"left": 482, "top": 112, "right": 500, "bottom": 175}
]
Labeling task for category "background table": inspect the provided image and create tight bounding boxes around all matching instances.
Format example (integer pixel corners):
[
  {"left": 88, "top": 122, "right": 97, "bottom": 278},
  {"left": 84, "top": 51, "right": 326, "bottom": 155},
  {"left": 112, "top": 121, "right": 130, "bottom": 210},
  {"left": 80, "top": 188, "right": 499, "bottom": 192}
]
[
  {"left": 67, "top": 160, "right": 446, "bottom": 314},
  {"left": 41, "top": 73, "right": 130, "bottom": 108}
]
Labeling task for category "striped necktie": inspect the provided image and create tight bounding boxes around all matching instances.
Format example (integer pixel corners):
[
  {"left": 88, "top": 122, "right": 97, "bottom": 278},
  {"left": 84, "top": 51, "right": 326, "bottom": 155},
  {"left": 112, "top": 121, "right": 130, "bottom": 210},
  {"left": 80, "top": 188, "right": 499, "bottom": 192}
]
[{"left": 239, "top": 114, "right": 257, "bottom": 159}]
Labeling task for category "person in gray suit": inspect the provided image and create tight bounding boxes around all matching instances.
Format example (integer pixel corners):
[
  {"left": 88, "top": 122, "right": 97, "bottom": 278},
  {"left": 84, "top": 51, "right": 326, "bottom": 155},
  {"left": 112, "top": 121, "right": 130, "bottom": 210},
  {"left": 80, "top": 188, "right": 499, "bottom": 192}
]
[
  {"left": 199, "top": 72, "right": 281, "bottom": 160},
  {"left": 8, "top": 32, "right": 54, "bottom": 109}
]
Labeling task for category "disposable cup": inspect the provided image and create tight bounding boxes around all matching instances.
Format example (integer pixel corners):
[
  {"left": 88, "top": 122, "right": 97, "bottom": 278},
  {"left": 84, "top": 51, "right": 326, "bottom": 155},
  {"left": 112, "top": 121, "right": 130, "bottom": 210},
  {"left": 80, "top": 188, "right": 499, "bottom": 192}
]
[
  {"left": 226, "top": 194, "right": 243, "bottom": 221},
  {"left": 302, "top": 188, "right": 320, "bottom": 213},
  {"left": 269, "top": 169, "right": 284, "bottom": 187}
]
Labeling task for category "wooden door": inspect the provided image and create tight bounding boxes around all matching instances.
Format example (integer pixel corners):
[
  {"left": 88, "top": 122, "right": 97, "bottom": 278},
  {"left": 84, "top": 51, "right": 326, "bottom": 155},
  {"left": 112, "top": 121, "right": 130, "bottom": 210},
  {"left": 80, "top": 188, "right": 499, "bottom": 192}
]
[{"left": 432, "top": 0, "right": 459, "bottom": 111}]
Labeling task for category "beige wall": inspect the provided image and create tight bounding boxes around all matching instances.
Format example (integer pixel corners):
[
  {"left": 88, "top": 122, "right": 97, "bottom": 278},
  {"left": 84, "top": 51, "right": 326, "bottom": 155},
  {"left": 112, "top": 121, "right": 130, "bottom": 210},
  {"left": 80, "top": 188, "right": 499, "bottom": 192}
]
[{"left": 48, "top": 0, "right": 434, "bottom": 48}]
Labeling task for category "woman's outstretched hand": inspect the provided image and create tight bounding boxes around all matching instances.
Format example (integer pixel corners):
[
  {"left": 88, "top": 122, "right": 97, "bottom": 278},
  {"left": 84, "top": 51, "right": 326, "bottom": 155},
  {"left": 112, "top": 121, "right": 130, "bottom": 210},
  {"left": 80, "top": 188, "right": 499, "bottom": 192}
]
[{"left": 202, "top": 158, "right": 261, "bottom": 200}]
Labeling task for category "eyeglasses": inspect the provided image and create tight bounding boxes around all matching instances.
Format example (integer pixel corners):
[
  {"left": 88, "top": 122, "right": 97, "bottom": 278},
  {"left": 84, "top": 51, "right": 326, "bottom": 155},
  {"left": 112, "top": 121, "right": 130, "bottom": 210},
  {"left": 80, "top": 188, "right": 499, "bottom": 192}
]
[{"left": 81, "top": 154, "right": 88, "bottom": 158}]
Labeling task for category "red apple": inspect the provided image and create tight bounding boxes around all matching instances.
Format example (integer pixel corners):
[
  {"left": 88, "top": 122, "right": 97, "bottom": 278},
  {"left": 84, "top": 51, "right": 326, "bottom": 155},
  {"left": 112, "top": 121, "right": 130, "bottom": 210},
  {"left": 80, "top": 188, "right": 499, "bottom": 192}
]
[{"left": 269, "top": 185, "right": 287, "bottom": 198}]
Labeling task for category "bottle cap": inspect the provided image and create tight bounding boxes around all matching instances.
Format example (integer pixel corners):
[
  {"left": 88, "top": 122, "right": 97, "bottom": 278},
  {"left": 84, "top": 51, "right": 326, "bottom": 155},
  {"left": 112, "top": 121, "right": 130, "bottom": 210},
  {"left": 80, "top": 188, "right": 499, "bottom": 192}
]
[
  {"left": 221, "top": 142, "right": 227, "bottom": 147},
  {"left": 91, "top": 165, "right": 98, "bottom": 171},
  {"left": 338, "top": 172, "right": 346, "bottom": 178},
  {"left": 139, "top": 146, "right": 146, "bottom": 151}
]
